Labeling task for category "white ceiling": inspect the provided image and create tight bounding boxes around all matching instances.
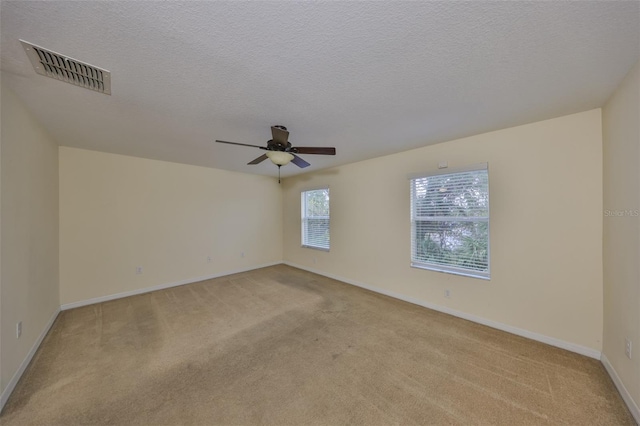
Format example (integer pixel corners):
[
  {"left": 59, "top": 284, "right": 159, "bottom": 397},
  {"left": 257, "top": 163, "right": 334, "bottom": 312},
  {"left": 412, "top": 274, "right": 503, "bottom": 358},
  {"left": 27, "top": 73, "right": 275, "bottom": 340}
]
[{"left": 1, "top": 1, "right": 638, "bottom": 178}]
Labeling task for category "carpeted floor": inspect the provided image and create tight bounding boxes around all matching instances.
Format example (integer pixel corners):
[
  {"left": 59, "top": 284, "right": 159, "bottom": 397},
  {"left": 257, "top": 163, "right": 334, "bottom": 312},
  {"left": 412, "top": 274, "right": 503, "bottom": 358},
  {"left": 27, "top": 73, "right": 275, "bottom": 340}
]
[{"left": 1, "top": 264, "right": 634, "bottom": 425}]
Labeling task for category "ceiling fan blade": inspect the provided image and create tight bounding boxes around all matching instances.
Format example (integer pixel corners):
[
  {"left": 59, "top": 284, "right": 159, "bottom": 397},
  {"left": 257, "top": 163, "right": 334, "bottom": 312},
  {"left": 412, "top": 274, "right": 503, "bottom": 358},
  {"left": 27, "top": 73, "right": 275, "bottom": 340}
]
[
  {"left": 215, "top": 140, "right": 266, "bottom": 149},
  {"left": 293, "top": 147, "right": 336, "bottom": 155},
  {"left": 291, "top": 154, "right": 311, "bottom": 168},
  {"left": 248, "top": 154, "right": 269, "bottom": 165},
  {"left": 271, "top": 126, "right": 289, "bottom": 145}
]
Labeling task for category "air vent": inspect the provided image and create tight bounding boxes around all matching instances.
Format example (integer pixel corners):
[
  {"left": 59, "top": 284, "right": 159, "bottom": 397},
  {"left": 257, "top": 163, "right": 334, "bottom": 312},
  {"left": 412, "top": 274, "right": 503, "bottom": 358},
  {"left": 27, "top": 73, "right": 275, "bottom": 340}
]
[{"left": 20, "top": 40, "right": 111, "bottom": 95}]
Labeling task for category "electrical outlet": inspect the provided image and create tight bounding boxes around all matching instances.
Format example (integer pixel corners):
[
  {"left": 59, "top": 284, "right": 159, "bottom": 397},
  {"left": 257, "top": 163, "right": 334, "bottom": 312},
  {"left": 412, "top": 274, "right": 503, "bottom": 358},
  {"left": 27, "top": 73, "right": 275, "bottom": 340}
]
[
  {"left": 16, "top": 321, "right": 22, "bottom": 339},
  {"left": 207, "top": 256, "right": 212, "bottom": 263},
  {"left": 444, "top": 289, "right": 451, "bottom": 298},
  {"left": 136, "top": 266, "right": 143, "bottom": 274},
  {"left": 241, "top": 252, "right": 245, "bottom": 258},
  {"left": 625, "top": 338, "right": 632, "bottom": 359}
]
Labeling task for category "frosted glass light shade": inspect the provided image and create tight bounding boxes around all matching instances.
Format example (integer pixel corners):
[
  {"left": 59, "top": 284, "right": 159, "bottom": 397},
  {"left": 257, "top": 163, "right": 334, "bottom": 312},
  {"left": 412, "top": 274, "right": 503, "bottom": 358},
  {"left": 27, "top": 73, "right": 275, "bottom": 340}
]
[{"left": 266, "top": 151, "right": 294, "bottom": 166}]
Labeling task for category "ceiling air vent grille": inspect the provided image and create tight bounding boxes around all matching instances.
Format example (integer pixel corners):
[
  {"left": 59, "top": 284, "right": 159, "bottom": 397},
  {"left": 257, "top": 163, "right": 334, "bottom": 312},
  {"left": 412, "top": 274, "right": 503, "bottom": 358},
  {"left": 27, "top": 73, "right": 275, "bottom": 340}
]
[{"left": 20, "top": 40, "right": 111, "bottom": 95}]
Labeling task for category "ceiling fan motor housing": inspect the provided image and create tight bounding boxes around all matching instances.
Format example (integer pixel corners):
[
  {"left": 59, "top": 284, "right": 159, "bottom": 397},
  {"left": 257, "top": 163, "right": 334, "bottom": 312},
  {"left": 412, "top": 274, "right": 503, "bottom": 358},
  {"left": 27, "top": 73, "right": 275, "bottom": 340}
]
[{"left": 267, "top": 140, "right": 292, "bottom": 151}]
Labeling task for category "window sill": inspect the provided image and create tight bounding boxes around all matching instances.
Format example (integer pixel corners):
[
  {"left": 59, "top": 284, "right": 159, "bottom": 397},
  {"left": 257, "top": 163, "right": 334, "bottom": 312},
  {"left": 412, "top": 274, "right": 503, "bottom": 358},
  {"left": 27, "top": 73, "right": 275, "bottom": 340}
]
[
  {"left": 302, "top": 245, "right": 330, "bottom": 252},
  {"left": 411, "top": 262, "right": 490, "bottom": 280}
]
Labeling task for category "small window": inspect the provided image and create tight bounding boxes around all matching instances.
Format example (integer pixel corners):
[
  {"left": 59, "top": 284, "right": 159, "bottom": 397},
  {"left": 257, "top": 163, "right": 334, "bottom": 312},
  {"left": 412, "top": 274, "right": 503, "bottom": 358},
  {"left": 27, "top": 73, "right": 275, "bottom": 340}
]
[
  {"left": 410, "top": 165, "right": 489, "bottom": 279},
  {"left": 301, "top": 188, "right": 330, "bottom": 250}
]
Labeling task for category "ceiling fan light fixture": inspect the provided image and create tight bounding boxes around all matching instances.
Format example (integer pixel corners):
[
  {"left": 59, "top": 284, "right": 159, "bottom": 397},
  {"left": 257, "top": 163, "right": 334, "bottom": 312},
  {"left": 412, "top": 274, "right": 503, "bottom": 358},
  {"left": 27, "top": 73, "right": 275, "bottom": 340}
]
[{"left": 266, "top": 151, "right": 294, "bottom": 166}]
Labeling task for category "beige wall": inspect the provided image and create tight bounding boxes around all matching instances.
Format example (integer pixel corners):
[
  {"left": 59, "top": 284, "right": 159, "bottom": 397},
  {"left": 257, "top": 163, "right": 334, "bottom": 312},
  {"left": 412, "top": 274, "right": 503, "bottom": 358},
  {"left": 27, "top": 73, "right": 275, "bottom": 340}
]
[
  {"left": 1, "top": 82, "right": 60, "bottom": 397},
  {"left": 283, "top": 109, "right": 603, "bottom": 351},
  {"left": 59, "top": 147, "right": 283, "bottom": 305},
  {"left": 603, "top": 60, "right": 640, "bottom": 409}
]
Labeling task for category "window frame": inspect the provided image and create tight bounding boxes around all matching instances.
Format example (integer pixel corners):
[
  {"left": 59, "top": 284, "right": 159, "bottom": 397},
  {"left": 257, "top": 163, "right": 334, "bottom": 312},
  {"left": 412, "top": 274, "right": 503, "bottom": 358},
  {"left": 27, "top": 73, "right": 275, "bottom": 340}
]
[
  {"left": 409, "top": 164, "right": 490, "bottom": 280},
  {"left": 301, "top": 187, "right": 330, "bottom": 251}
]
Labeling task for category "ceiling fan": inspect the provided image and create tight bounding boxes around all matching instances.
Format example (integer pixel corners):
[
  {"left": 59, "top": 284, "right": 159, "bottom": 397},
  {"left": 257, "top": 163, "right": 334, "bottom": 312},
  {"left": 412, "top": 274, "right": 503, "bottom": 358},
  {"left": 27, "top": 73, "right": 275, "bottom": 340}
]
[{"left": 215, "top": 125, "right": 336, "bottom": 182}]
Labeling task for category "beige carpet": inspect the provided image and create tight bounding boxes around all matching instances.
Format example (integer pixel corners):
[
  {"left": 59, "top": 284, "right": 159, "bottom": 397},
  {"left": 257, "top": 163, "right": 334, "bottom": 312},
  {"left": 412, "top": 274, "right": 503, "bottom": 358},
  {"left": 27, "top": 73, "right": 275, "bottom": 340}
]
[{"left": 1, "top": 265, "right": 634, "bottom": 425}]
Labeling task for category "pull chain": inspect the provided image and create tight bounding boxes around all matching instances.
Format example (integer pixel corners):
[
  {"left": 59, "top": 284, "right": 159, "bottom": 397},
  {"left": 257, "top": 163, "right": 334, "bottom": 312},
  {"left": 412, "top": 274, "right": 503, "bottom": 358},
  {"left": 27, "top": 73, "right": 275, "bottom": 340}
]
[{"left": 278, "top": 165, "right": 281, "bottom": 184}]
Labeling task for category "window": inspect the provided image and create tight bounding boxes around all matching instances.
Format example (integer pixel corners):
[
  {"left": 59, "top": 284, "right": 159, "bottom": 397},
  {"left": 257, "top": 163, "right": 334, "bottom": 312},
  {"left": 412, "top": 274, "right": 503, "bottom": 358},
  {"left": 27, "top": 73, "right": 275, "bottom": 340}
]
[
  {"left": 410, "top": 164, "right": 489, "bottom": 279},
  {"left": 301, "top": 188, "right": 330, "bottom": 250}
]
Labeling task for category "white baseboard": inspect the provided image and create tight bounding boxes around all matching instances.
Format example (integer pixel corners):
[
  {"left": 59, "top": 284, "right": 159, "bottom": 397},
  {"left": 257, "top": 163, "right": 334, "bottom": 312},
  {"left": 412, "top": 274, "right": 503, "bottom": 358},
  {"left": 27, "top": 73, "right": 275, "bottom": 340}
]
[
  {"left": 0, "top": 307, "right": 60, "bottom": 413},
  {"left": 61, "top": 261, "right": 282, "bottom": 310},
  {"left": 284, "top": 261, "right": 602, "bottom": 360},
  {"left": 601, "top": 354, "right": 640, "bottom": 424}
]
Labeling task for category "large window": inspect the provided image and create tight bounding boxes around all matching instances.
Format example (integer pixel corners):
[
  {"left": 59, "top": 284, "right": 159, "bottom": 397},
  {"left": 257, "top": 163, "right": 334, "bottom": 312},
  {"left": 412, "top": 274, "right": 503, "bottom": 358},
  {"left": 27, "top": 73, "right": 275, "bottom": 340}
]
[
  {"left": 410, "top": 164, "right": 489, "bottom": 279},
  {"left": 301, "top": 188, "right": 330, "bottom": 250}
]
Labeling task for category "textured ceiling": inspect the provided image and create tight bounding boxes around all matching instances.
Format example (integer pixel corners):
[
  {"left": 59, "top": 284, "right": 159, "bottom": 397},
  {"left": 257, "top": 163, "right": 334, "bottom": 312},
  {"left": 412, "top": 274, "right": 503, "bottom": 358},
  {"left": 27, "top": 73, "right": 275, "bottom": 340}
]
[{"left": 1, "top": 1, "right": 639, "bottom": 178}]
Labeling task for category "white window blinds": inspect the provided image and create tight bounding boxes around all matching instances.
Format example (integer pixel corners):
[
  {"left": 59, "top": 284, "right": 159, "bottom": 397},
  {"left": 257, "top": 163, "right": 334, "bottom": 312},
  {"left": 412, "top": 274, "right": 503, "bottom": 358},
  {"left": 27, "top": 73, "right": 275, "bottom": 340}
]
[
  {"left": 410, "top": 165, "right": 489, "bottom": 279},
  {"left": 301, "top": 188, "right": 330, "bottom": 250}
]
